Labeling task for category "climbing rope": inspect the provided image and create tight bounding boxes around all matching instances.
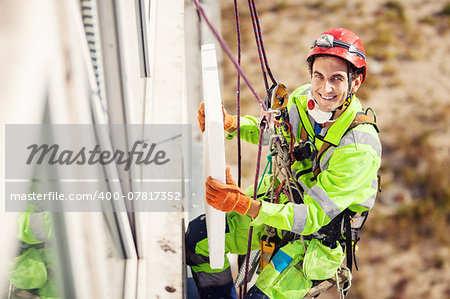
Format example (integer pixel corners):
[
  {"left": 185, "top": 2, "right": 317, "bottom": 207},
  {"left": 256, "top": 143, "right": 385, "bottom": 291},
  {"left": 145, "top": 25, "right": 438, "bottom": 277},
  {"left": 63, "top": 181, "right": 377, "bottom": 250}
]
[
  {"left": 241, "top": 1, "right": 279, "bottom": 294},
  {"left": 234, "top": 153, "right": 272, "bottom": 290},
  {"left": 192, "top": 0, "right": 267, "bottom": 111},
  {"left": 243, "top": 128, "right": 265, "bottom": 294},
  {"left": 247, "top": 0, "right": 277, "bottom": 92},
  {"left": 233, "top": 2, "right": 244, "bottom": 296},
  {"left": 191, "top": 0, "right": 277, "bottom": 295}
]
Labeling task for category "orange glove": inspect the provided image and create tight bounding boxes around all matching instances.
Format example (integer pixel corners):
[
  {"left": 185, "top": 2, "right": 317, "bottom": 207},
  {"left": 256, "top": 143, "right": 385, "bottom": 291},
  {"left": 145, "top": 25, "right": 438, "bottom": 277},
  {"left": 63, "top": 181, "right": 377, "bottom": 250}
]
[
  {"left": 205, "top": 167, "right": 252, "bottom": 215},
  {"left": 197, "top": 102, "right": 237, "bottom": 133}
]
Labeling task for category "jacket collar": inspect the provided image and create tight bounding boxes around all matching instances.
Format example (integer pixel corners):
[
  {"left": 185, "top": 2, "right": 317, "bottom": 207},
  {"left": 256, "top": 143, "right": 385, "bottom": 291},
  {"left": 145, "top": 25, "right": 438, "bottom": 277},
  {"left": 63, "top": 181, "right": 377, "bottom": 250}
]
[{"left": 296, "top": 88, "right": 362, "bottom": 146}]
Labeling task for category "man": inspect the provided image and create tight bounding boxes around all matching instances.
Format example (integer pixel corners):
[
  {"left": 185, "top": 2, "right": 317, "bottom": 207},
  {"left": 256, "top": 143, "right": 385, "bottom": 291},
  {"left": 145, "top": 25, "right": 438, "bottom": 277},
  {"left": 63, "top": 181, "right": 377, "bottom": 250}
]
[{"left": 186, "top": 28, "right": 381, "bottom": 299}]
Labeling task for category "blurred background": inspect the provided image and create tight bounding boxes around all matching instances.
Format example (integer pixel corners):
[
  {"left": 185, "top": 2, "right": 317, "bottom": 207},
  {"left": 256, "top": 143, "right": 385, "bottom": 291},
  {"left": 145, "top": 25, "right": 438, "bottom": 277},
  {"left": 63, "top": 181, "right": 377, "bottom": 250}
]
[
  {"left": 219, "top": 0, "right": 450, "bottom": 298},
  {"left": 0, "top": 0, "right": 448, "bottom": 298}
]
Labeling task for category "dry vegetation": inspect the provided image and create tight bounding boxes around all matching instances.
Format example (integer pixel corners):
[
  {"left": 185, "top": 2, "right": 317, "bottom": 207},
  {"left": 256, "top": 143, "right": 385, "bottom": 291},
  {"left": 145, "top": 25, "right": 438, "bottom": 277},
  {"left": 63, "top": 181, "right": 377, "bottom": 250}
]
[{"left": 218, "top": 0, "right": 450, "bottom": 298}]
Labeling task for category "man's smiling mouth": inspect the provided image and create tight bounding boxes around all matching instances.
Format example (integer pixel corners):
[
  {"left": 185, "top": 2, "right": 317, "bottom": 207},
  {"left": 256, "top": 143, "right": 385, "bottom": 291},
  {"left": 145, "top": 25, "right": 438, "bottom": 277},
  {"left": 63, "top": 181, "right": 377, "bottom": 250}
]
[{"left": 319, "top": 93, "right": 336, "bottom": 101}]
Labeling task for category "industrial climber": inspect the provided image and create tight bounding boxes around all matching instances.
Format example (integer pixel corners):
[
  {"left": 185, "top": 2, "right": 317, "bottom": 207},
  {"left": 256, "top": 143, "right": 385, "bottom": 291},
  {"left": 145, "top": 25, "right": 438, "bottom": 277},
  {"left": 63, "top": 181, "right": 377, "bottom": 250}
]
[{"left": 186, "top": 28, "right": 382, "bottom": 299}]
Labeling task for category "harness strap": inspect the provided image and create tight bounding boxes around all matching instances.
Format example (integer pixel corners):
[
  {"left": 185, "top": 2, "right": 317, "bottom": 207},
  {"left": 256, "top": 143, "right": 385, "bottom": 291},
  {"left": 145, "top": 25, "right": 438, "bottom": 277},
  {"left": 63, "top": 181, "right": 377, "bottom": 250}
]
[
  {"left": 300, "top": 124, "right": 308, "bottom": 141},
  {"left": 312, "top": 112, "right": 378, "bottom": 178},
  {"left": 348, "top": 113, "right": 379, "bottom": 133},
  {"left": 343, "top": 212, "right": 353, "bottom": 294},
  {"left": 270, "top": 111, "right": 378, "bottom": 283},
  {"left": 314, "top": 141, "right": 333, "bottom": 177}
]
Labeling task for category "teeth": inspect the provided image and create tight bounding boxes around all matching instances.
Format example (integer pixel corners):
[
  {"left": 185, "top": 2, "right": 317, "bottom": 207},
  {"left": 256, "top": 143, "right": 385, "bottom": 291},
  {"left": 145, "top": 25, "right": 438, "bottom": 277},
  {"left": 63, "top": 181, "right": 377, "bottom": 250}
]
[{"left": 321, "top": 95, "right": 335, "bottom": 100}]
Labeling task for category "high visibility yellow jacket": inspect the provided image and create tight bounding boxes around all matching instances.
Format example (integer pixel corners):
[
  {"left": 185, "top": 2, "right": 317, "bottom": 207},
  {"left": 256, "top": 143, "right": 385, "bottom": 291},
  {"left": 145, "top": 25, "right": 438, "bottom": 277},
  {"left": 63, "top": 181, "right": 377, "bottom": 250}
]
[{"left": 224, "top": 83, "right": 381, "bottom": 298}]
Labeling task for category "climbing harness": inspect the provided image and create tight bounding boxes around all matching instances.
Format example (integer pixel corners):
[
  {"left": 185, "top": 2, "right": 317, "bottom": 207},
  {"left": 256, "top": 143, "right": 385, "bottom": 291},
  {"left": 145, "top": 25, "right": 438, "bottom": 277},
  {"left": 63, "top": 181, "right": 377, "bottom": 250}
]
[
  {"left": 293, "top": 109, "right": 379, "bottom": 179},
  {"left": 238, "top": 108, "right": 379, "bottom": 295}
]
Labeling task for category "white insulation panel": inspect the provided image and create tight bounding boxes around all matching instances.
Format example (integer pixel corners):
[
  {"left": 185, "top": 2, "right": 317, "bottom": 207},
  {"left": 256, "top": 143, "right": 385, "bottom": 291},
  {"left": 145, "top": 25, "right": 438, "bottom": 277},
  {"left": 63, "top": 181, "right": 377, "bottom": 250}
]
[{"left": 201, "top": 43, "right": 226, "bottom": 269}]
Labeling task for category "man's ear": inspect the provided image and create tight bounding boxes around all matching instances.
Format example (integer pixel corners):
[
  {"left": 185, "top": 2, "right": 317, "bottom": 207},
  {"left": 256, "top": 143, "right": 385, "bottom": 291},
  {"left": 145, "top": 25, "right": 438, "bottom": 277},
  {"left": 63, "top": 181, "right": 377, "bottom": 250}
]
[{"left": 351, "top": 74, "right": 363, "bottom": 93}]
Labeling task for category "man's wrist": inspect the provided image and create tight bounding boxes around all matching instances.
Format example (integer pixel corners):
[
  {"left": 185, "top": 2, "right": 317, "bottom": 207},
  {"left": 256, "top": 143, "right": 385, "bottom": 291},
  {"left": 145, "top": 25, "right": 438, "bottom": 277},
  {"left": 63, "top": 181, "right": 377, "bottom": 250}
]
[
  {"left": 246, "top": 199, "right": 261, "bottom": 218},
  {"left": 226, "top": 116, "right": 237, "bottom": 133}
]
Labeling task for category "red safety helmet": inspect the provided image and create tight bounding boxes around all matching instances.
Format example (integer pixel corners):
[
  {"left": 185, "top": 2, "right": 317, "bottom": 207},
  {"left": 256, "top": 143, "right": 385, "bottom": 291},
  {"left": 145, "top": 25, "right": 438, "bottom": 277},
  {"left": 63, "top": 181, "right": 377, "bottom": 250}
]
[{"left": 307, "top": 28, "right": 367, "bottom": 83}]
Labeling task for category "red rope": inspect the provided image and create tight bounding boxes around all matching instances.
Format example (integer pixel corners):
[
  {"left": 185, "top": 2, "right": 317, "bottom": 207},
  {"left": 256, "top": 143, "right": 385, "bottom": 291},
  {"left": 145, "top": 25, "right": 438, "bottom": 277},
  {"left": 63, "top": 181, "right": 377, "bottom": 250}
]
[
  {"left": 192, "top": 1, "right": 275, "bottom": 295},
  {"left": 192, "top": 0, "right": 267, "bottom": 111},
  {"left": 233, "top": 0, "right": 242, "bottom": 189},
  {"left": 244, "top": 128, "right": 265, "bottom": 295},
  {"left": 247, "top": 0, "right": 277, "bottom": 92}
]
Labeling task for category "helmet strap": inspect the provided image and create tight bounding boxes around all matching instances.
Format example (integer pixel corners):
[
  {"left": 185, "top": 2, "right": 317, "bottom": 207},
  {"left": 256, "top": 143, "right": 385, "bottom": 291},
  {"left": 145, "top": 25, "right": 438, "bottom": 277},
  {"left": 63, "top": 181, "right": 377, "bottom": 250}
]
[
  {"left": 333, "top": 65, "right": 353, "bottom": 114},
  {"left": 346, "top": 62, "right": 353, "bottom": 101}
]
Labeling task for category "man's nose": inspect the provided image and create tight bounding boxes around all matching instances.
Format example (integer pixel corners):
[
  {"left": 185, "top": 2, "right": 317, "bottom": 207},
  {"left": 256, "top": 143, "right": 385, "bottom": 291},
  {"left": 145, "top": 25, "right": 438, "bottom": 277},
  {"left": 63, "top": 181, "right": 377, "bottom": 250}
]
[{"left": 322, "top": 79, "right": 333, "bottom": 93}]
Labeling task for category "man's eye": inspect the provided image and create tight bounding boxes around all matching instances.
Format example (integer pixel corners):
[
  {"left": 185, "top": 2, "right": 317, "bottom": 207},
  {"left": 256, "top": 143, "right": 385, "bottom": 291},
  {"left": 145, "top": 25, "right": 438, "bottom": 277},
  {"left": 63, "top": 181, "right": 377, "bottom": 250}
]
[{"left": 334, "top": 77, "right": 344, "bottom": 81}]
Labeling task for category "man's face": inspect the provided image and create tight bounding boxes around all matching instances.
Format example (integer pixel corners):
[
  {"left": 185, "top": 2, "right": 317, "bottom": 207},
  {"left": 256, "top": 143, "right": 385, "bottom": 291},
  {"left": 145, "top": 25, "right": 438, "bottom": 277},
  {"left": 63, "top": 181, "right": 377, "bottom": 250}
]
[{"left": 311, "top": 56, "right": 359, "bottom": 112}]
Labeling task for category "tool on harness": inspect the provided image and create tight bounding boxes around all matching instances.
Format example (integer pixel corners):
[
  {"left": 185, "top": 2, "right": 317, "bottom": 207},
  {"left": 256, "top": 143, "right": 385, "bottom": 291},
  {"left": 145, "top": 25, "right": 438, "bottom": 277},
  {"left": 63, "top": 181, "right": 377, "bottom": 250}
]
[
  {"left": 259, "top": 83, "right": 289, "bottom": 130},
  {"left": 260, "top": 236, "right": 277, "bottom": 270},
  {"left": 268, "top": 83, "right": 289, "bottom": 111},
  {"left": 267, "top": 209, "right": 369, "bottom": 297},
  {"left": 293, "top": 140, "right": 316, "bottom": 162},
  {"left": 335, "top": 265, "right": 353, "bottom": 299}
]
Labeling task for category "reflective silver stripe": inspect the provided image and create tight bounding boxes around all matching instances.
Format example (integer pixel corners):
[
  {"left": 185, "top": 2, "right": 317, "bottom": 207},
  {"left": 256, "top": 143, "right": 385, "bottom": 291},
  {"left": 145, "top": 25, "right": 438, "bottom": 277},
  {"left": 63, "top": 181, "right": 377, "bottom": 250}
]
[
  {"left": 350, "top": 129, "right": 382, "bottom": 157},
  {"left": 319, "top": 143, "right": 334, "bottom": 171},
  {"left": 300, "top": 87, "right": 311, "bottom": 96},
  {"left": 262, "top": 128, "right": 274, "bottom": 146},
  {"left": 289, "top": 87, "right": 310, "bottom": 139},
  {"left": 289, "top": 105, "right": 300, "bottom": 139},
  {"left": 356, "top": 178, "right": 378, "bottom": 210},
  {"left": 191, "top": 267, "right": 233, "bottom": 288},
  {"left": 296, "top": 176, "right": 310, "bottom": 194},
  {"left": 308, "top": 185, "right": 341, "bottom": 220},
  {"left": 292, "top": 204, "right": 308, "bottom": 234},
  {"left": 320, "top": 129, "right": 382, "bottom": 171},
  {"left": 29, "top": 213, "right": 49, "bottom": 242}
]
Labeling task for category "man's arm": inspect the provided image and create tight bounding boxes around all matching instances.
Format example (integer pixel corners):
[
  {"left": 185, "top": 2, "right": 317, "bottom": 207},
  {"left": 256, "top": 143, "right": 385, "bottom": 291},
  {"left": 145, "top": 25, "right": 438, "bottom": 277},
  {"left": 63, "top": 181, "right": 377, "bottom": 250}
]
[
  {"left": 250, "top": 139, "right": 381, "bottom": 234},
  {"left": 246, "top": 199, "right": 261, "bottom": 218}
]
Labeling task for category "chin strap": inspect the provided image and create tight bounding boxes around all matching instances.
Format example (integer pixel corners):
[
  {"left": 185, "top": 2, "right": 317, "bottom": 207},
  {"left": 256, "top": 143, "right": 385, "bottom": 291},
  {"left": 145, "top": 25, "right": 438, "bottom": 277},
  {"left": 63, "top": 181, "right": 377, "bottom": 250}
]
[{"left": 330, "top": 68, "right": 354, "bottom": 120}]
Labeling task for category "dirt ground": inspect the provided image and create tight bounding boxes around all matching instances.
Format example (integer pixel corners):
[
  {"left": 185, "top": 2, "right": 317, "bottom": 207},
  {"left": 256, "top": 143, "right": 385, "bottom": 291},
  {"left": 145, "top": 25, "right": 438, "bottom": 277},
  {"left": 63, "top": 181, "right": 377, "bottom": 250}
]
[{"left": 217, "top": 0, "right": 450, "bottom": 298}]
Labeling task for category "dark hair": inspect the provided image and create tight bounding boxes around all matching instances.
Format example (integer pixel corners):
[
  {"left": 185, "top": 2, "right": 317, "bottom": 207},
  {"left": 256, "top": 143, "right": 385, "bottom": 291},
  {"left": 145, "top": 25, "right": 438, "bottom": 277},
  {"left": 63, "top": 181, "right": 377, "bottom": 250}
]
[{"left": 307, "top": 54, "right": 365, "bottom": 81}]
